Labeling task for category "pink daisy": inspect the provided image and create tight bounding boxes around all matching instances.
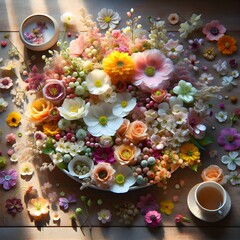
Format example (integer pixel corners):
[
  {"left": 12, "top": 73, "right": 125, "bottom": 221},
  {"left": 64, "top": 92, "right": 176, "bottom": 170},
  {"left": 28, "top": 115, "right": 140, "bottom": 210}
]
[{"left": 131, "top": 49, "right": 174, "bottom": 92}]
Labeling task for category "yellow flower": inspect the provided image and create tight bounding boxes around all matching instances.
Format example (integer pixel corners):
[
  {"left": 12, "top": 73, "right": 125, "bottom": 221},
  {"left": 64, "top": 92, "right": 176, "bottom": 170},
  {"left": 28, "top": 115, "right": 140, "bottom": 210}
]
[
  {"left": 103, "top": 51, "right": 135, "bottom": 85},
  {"left": 43, "top": 121, "right": 61, "bottom": 137},
  {"left": 27, "top": 197, "right": 49, "bottom": 220},
  {"left": 6, "top": 111, "right": 21, "bottom": 127},
  {"left": 179, "top": 142, "right": 200, "bottom": 164},
  {"left": 160, "top": 199, "right": 174, "bottom": 215}
]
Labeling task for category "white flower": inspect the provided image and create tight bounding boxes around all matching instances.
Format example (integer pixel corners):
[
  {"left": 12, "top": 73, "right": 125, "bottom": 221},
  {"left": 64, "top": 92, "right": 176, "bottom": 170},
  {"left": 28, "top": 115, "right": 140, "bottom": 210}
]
[
  {"left": 63, "top": 141, "right": 71, "bottom": 153},
  {"left": 99, "top": 87, "right": 117, "bottom": 103},
  {"left": 164, "top": 39, "right": 183, "bottom": 59},
  {"left": 112, "top": 93, "right": 136, "bottom": 117},
  {"left": 86, "top": 69, "right": 111, "bottom": 95},
  {"left": 215, "top": 111, "right": 228, "bottom": 123},
  {"left": 222, "top": 76, "right": 237, "bottom": 91},
  {"left": 97, "top": 209, "right": 112, "bottom": 224},
  {"left": 0, "top": 97, "right": 8, "bottom": 112},
  {"left": 199, "top": 73, "right": 214, "bottom": 85},
  {"left": 231, "top": 70, "right": 239, "bottom": 78},
  {"left": 60, "top": 12, "right": 75, "bottom": 25},
  {"left": 58, "top": 97, "right": 90, "bottom": 120},
  {"left": 50, "top": 152, "right": 63, "bottom": 164},
  {"left": 55, "top": 138, "right": 65, "bottom": 153},
  {"left": 97, "top": 8, "right": 121, "bottom": 29},
  {"left": 221, "top": 152, "right": 240, "bottom": 171},
  {"left": 83, "top": 103, "right": 123, "bottom": 137},
  {"left": 109, "top": 164, "right": 136, "bottom": 193},
  {"left": 173, "top": 80, "right": 197, "bottom": 103},
  {"left": 213, "top": 60, "right": 227, "bottom": 75}
]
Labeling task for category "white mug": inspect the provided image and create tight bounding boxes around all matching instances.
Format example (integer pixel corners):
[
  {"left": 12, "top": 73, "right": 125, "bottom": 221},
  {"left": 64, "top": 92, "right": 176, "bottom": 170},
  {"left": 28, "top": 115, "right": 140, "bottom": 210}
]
[{"left": 195, "top": 181, "right": 227, "bottom": 215}]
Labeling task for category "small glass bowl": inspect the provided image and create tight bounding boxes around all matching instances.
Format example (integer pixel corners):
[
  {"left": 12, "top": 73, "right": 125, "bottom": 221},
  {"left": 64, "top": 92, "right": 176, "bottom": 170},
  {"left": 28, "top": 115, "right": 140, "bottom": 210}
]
[{"left": 19, "top": 13, "right": 60, "bottom": 51}]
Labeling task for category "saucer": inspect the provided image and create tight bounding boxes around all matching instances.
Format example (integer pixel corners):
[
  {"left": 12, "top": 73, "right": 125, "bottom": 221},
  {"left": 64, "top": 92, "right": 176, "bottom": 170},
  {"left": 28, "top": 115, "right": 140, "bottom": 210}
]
[{"left": 187, "top": 183, "right": 231, "bottom": 222}]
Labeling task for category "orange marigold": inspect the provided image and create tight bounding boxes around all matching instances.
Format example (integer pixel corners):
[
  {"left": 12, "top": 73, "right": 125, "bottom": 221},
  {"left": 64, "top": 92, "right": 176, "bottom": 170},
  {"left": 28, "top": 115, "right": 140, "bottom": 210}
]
[
  {"left": 43, "top": 121, "right": 61, "bottom": 137},
  {"left": 217, "top": 35, "right": 237, "bottom": 55}
]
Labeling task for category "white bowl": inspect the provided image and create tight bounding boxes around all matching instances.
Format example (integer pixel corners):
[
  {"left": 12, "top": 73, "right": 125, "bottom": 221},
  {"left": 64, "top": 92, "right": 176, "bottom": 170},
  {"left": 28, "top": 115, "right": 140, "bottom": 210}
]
[{"left": 19, "top": 13, "right": 60, "bottom": 51}]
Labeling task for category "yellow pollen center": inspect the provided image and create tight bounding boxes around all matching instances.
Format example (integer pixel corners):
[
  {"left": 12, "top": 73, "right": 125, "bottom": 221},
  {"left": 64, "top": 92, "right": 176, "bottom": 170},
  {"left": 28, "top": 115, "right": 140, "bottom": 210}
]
[
  {"left": 121, "top": 100, "right": 128, "bottom": 108},
  {"left": 49, "top": 87, "right": 58, "bottom": 96},
  {"left": 225, "top": 42, "right": 230, "bottom": 48},
  {"left": 104, "top": 16, "right": 111, "bottom": 23},
  {"left": 99, "top": 115, "right": 108, "bottom": 125},
  {"left": 122, "top": 149, "right": 131, "bottom": 159},
  {"left": 115, "top": 174, "right": 125, "bottom": 185},
  {"left": 69, "top": 104, "right": 79, "bottom": 113},
  {"left": 94, "top": 80, "right": 102, "bottom": 87}
]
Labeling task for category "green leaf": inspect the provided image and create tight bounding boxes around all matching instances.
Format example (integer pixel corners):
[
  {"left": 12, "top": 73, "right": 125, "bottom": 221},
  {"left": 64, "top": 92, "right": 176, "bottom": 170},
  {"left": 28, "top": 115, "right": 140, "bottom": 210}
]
[
  {"left": 57, "top": 161, "right": 68, "bottom": 170},
  {"left": 42, "top": 138, "right": 55, "bottom": 154},
  {"left": 190, "top": 164, "right": 198, "bottom": 172},
  {"left": 198, "top": 134, "right": 214, "bottom": 146}
]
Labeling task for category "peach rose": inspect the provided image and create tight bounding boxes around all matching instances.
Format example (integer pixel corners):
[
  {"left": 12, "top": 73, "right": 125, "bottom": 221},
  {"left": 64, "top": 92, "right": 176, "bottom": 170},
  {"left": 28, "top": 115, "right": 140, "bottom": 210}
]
[
  {"left": 114, "top": 144, "right": 141, "bottom": 165},
  {"left": 27, "top": 98, "right": 53, "bottom": 124},
  {"left": 116, "top": 119, "right": 130, "bottom": 137},
  {"left": 91, "top": 162, "right": 115, "bottom": 189},
  {"left": 125, "top": 120, "right": 148, "bottom": 144},
  {"left": 201, "top": 165, "right": 225, "bottom": 184},
  {"left": 151, "top": 89, "right": 167, "bottom": 103}
]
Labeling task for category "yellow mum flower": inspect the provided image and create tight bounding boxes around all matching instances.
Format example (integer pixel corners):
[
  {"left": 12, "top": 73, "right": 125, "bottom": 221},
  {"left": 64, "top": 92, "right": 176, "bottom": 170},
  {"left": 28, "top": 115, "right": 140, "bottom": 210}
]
[
  {"left": 6, "top": 111, "right": 21, "bottom": 127},
  {"left": 180, "top": 142, "right": 200, "bottom": 164},
  {"left": 103, "top": 51, "right": 135, "bottom": 84},
  {"left": 43, "top": 121, "right": 61, "bottom": 137},
  {"left": 160, "top": 199, "right": 174, "bottom": 215}
]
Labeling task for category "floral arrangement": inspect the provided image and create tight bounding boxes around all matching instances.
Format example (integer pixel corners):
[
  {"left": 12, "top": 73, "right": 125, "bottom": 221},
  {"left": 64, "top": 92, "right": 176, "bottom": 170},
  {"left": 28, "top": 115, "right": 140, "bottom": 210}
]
[
  {"left": 10, "top": 8, "right": 240, "bottom": 194},
  {"left": 0, "top": 6, "right": 240, "bottom": 228}
]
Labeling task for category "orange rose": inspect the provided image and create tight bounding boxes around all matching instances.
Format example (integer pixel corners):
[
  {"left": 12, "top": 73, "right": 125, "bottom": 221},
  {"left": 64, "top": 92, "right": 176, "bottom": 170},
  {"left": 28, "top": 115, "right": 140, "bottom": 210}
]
[
  {"left": 125, "top": 120, "right": 148, "bottom": 144},
  {"left": 91, "top": 162, "right": 115, "bottom": 189},
  {"left": 201, "top": 165, "right": 225, "bottom": 184},
  {"left": 114, "top": 144, "right": 141, "bottom": 165},
  {"left": 27, "top": 98, "right": 53, "bottom": 124},
  {"left": 116, "top": 119, "right": 130, "bottom": 137}
]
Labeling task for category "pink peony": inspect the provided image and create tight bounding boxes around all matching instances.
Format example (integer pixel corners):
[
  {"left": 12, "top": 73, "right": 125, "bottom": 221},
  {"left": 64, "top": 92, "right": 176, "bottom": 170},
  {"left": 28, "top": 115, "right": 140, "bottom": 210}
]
[
  {"left": 144, "top": 210, "right": 162, "bottom": 227},
  {"left": 132, "top": 49, "right": 174, "bottom": 92},
  {"left": 42, "top": 79, "right": 66, "bottom": 104},
  {"left": 69, "top": 35, "right": 85, "bottom": 57},
  {"left": 202, "top": 20, "right": 226, "bottom": 41}
]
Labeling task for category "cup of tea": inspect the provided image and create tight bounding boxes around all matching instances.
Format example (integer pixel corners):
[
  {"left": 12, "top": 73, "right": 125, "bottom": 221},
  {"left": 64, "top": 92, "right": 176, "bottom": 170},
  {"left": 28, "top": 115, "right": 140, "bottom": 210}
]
[{"left": 195, "top": 181, "right": 227, "bottom": 215}]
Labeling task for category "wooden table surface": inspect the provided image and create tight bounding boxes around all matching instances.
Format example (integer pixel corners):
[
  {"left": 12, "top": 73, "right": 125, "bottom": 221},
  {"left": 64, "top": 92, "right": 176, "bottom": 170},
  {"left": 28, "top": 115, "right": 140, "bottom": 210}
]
[{"left": 0, "top": 0, "right": 240, "bottom": 239}]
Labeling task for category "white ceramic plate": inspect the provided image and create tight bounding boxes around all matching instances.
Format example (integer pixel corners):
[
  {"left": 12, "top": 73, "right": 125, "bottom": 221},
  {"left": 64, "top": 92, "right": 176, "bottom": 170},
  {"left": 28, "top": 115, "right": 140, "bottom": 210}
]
[{"left": 187, "top": 183, "right": 231, "bottom": 222}]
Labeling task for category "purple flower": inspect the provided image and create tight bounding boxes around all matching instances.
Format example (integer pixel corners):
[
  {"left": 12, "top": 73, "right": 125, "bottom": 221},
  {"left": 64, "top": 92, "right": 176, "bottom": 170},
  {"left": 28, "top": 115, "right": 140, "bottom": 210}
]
[
  {"left": 188, "top": 38, "right": 203, "bottom": 51},
  {"left": 144, "top": 210, "right": 162, "bottom": 228},
  {"left": 59, "top": 194, "right": 77, "bottom": 210},
  {"left": 0, "top": 169, "right": 17, "bottom": 190},
  {"left": 5, "top": 197, "right": 24, "bottom": 216},
  {"left": 92, "top": 147, "right": 116, "bottom": 164},
  {"left": 137, "top": 194, "right": 159, "bottom": 215},
  {"left": 218, "top": 128, "right": 240, "bottom": 151}
]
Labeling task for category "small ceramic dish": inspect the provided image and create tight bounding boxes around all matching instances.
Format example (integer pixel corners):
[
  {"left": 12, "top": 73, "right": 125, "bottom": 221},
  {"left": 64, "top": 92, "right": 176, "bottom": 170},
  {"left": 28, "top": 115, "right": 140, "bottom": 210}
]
[{"left": 19, "top": 13, "right": 60, "bottom": 51}]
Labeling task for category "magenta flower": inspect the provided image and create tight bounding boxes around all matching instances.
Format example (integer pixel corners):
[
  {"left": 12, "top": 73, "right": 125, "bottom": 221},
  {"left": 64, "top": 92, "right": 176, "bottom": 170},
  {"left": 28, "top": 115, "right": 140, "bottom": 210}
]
[
  {"left": 218, "top": 128, "right": 240, "bottom": 151},
  {"left": 92, "top": 147, "right": 116, "bottom": 164},
  {"left": 0, "top": 169, "right": 17, "bottom": 190},
  {"left": 132, "top": 49, "right": 174, "bottom": 92},
  {"left": 5, "top": 197, "right": 24, "bottom": 216},
  {"left": 202, "top": 20, "right": 226, "bottom": 41},
  {"left": 144, "top": 210, "right": 162, "bottom": 228}
]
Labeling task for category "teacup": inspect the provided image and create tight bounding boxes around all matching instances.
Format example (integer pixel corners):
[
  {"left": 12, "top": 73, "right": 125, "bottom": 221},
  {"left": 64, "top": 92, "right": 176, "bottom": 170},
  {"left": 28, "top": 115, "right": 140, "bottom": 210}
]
[{"left": 195, "top": 181, "right": 227, "bottom": 215}]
